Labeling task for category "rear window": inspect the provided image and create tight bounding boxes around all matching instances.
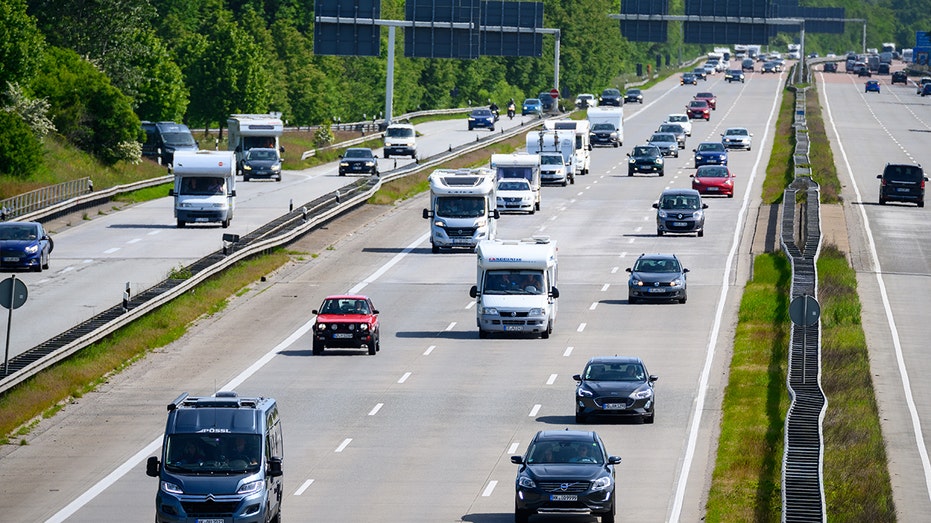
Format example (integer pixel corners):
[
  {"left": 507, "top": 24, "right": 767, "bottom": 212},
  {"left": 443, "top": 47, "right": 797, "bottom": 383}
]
[{"left": 883, "top": 165, "right": 924, "bottom": 182}]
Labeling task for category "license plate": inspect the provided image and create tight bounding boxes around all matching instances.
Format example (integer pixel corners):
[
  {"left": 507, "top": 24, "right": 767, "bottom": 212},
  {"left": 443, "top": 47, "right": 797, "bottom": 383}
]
[
  {"left": 333, "top": 333, "right": 354, "bottom": 338},
  {"left": 550, "top": 494, "right": 578, "bottom": 502},
  {"left": 195, "top": 218, "right": 209, "bottom": 222},
  {"left": 2, "top": 257, "right": 19, "bottom": 262},
  {"left": 197, "top": 519, "right": 225, "bottom": 523},
  {"left": 505, "top": 325, "right": 523, "bottom": 331},
  {"left": 648, "top": 287, "right": 666, "bottom": 293},
  {"left": 451, "top": 239, "right": 472, "bottom": 245},
  {"left": 672, "top": 222, "right": 688, "bottom": 227},
  {"left": 707, "top": 187, "right": 719, "bottom": 191},
  {"left": 897, "top": 188, "right": 911, "bottom": 193},
  {"left": 603, "top": 403, "right": 627, "bottom": 410}
]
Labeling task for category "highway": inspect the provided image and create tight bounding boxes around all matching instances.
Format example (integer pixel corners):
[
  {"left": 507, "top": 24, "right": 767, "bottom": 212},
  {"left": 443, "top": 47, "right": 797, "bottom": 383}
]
[{"left": 2, "top": 61, "right": 929, "bottom": 522}]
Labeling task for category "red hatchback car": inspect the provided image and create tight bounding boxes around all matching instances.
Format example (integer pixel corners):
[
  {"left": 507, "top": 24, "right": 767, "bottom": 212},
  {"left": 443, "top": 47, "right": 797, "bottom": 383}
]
[
  {"left": 686, "top": 100, "right": 711, "bottom": 120},
  {"left": 312, "top": 295, "right": 380, "bottom": 355},
  {"left": 694, "top": 92, "right": 717, "bottom": 110},
  {"left": 691, "top": 165, "right": 735, "bottom": 197}
]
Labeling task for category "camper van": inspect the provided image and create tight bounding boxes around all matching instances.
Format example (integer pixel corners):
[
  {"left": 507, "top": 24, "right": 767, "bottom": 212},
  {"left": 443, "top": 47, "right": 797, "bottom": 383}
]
[
  {"left": 490, "top": 153, "right": 542, "bottom": 212},
  {"left": 543, "top": 120, "right": 591, "bottom": 176},
  {"left": 587, "top": 106, "right": 624, "bottom": 147},
  {"left": 228, "top": 114, "right": 284, "bottom": 174},
  {"left": 141, "top": 121, "right": 198, "bottom": 166},
  {"left": 146, "top": 391, "right": 284, "bottom": 523},
  {"left": 526, "top": 129, "right": 575, "bottom": 186},
  {"left": 423, "top": 168, "right": 499, "bottom": 253},
  {"left": 169, "top": 150, "right": 236, "bottom": 228},
  {"left": 470, "top": 237, "right": 559, "bottom": 339}
]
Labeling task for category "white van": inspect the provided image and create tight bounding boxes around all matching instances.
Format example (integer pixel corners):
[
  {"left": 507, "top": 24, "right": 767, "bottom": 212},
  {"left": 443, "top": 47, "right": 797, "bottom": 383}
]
[
  {"left": 169, "top": 150, "right": 236, "bottom": 228},
  {"left": 383, "top": 122, "right": 417, "bottom": 159}
]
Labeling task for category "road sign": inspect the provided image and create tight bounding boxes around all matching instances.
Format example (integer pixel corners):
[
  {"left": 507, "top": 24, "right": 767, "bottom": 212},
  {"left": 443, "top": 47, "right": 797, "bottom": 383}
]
[
  {"left": 789, "top": 294, "right": 820, "bottom": 327},
  {"left": 0, "top": 276, "right": 27, "bottom": 310},
  {"left": 549, "top": 88, "right": 559, "bottom": 98}
]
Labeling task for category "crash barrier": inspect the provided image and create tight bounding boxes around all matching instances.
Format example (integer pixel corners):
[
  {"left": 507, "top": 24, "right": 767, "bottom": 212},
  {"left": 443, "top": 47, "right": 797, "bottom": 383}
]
[
  {"left": 0, "top": 178, "right": 95, "bottom": 222},
  {"left": 0, "top": 113, "right": 554, "bottom": 394}
]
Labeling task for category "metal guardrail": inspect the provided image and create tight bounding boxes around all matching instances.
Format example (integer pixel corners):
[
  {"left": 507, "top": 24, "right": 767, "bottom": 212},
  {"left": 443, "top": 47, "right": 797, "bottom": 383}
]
[
  {"left": 0, "top": 113, "right": 552, "bottom": 394},
  {"left": 780, "top": 70, "right": 827, "bottom": 522},
  {"left": 0, "top": 178, "right": 94, "bottom": 221}
]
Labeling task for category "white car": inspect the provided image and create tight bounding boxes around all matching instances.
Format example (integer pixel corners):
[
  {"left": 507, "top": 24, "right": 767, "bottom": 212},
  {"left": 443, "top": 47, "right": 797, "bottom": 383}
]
[
  {"left": 721, "top": 127, "right": 753, "bottom": 151},
  {"left": 496, "top": 178, "right": 536, "bottom": 214},
  {"left": 575, "top": 93, "right": 598, "bottom": 108},
  {"left": 664, "top": 113, "right": 693, "bottom": 136}
]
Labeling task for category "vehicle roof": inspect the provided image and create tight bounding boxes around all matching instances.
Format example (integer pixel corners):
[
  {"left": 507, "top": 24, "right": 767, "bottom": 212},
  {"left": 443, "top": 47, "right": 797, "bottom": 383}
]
[
  {"left": 724, "top": 127, "right": 749, "bottom": 132},
  {"left": 586, "top": 355, "right": 645, "bottom": 365},
  {"left": 533, "top": 430, "right": 599, "bottom": 443},
  {"left": 321, "top": 294, "right": 371, "bottom": 301},
  {"left": 650, "top": 133, "right": 677, "bottom": 140},
  {"left": 472, "top": 108, "right": 493, "bottom": 113},
  {"left": 696, "top": 92, "right": 715, "bottom": 97},
  {"left": 689, "top": 100, "right": 708, "bottom": 106},
  {"left": 660, "top": 188, "right": 702, "bottom": 197},
  {"left": 345, "top": 147, "right": 373, "bottom": 153}
]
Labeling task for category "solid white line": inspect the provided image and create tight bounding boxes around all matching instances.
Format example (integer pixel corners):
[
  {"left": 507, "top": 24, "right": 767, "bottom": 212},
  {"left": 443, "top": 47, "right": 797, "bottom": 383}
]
[
  {"left": 669, "top": 73, "right": 783, "bottom": 522},
  {"left": 529, "top": 404, "right": 541, "bottom": 417},
  {"left": 820, "top": 78, "right": 931, "bottom": 502},
  {"left": 482, "top": 480, "right": 498, "bottom": 497},
  {"left": 398, "top": 372, "right": 412, "bottom": 384},
  {"left": 294, "top": 479, "right": 314, "bottom": 496},
  {"left": 546, "top": 374, "right": 558, "bottom": 385},
  {"left": 103, "top": 247, "right": 119, "bottom": 254},
  {"left": 335, "top": 438, "right": 352, "bottom": 453},
  {"left": 46, "top": 232, "right": 433, "bottom": 522},
  {"left": 368, "top": 403, "right": 383, "bottom": 416}
]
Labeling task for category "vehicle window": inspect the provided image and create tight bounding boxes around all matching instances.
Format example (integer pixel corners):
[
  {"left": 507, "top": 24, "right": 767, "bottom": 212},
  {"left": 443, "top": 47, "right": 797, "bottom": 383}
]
[
  {"left": 0, "top": 225, "right": 38, "bottom": 241},
  {"left": 437, "top": 197, "right": 485, "bottom": 218},
  {"left": 698, "top": 167, "right": 728, "bottom": 178},
  {"left": 540, "top": 155, "right": 563, "bottom": 165},
  {"left": 164, "top": 433, "right": 262, "bottom": 474},
  {"left": 483, "top": 270, "right": 544, "bottom": 295},
  {"left": 633, "top": 146, "right": 654, "bottom": 156},
  {"left": 698, "top": 143, "right": 725, "bottom": 152},
  {"left": 884, "top": 165, "right": 923, "bottom": 182},
  {"left": 592, "top": 123, "right": 615, "bottom": 131},
  {"left": 498, "top": 181, "right": 530, "bottom": 191},
  {"left": 345, "top": 149, "right": 371, "bottom": 158},
  {"left": 726, "top": 129, "right": 748, "bottom": 136},
  {"left": 661, "top": 195, "right": 700, "bottom": 210},
  {"left": 386, "top": 127, "right": 414, "bottom": 138}
]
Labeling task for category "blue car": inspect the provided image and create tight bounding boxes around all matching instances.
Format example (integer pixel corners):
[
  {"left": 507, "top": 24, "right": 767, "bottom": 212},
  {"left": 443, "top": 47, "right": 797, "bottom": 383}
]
[
  {"left": 521, "top": 98, "right": 542, "bottom": 116},
  {"left": 693, "top": 142, "right": 728, "bottom": 168},
  {"left": 865, "top": 80, "right": 880, "bottom": 93},
  {"left": 0, "top": 221, "right": 54, "bottom": 272},
  {"left": 468, "top": 108, "right": 496, "bottom": 131}
]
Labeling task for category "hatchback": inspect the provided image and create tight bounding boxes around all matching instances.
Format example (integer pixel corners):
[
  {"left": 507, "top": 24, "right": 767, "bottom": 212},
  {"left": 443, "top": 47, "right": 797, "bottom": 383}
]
[
  {"left": 656, "top": 123, "right": 687, "bottom": 149},
  {"left": 521, "top": 98, "right": 542, "bottom": 116},
  {"left": 574, "top": 356, "right": 659, "bottom": 421},
  {"left": 624, "top": 88, "right": 643, "bottom": 104},
  {"left": 467, "top": 108, "right": 496, "bottom": 131},
  {"left": 0, "top": 221, "right": 54, "bottom": 272},
  {"left": 311, "top": 295, "right": 380, "bottom": 355},
  {"left": 627, "top": 145, "right": 664, "bottom": 176},
  {"left": 653, "top": 188, "right": 708, "bottom": 237},
  {"left": 240, "top": 147, "right": 282, "bottom": 182},
  {"left": 823, "top": 62, "right": 837, "bottom": 73},
  {"left": 865, "top": 80, "right": 881, "bottom": 93},
  {"left": 878, "top": 163, "right": 926, "bottom": 207},
  {"left": 599, "top": 88, "right": 622, "bottom": 106},
  {"left": 693, "top": 141, "right": 728, "bottom": 167},
  {"left": 891, "top": 71, "right": 907, "bottom": 84},
  {"left": 680, "top": 73, "right": 698, "bottom": 86},
  {"left": 686, "top": 100, "right": 711, "bottom": 120},
  {"left": 691, "top": 165, "right": 736, "bottom": 197},
  {"left": 741, "top": 58, "right": 755, "bottom": 72},
  {"left": 496, "top": 179, "right": 536, "bottom": 214},
  {"left": 721, "top": 127, "right": 752, "bottom": 150},
  {"left": 625, "top": 254, "right": 689, "bottom": 304}
]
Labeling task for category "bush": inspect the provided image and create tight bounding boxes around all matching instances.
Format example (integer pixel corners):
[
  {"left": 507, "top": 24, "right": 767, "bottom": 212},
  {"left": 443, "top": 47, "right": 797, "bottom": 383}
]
[{"left": 0, "top": 111, "right": 43, "bottom": 177}]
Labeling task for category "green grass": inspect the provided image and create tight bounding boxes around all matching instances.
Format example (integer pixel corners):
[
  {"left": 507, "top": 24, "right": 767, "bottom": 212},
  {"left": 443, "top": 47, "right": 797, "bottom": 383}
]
[{"left": 761, "top": 89, "right": 795, "bottom": 204}]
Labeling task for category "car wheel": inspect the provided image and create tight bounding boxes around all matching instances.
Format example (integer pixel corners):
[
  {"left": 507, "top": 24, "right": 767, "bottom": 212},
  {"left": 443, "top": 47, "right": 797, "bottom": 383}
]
[
  {"left": 243, "top": 174, "right": 250, "bottom": 182},
  {"left": 42, "top": 253, "right": 49, "bottom": 270},
  {"left": 222, "top": 218, "right": 230, "bottom": 229},
  {"left": 657, "top": 229, "right": 663, "bottom": 236},
  {"left": 629, "top": 295, "right": 638, "bottom": 304},
  {"left": 541, "top": 321, "right": 552, "bottom": 339},
  {"left": 479, "top": 329, "right": 489, "bottom": 339},
  {"left": 919, "top": 200, "right": 925, "bottom": 208},
  {"left": 879, "top": 198, "right": 886, "bottom": 205},
  {"left": 728, "top": 192, "right": 734, "bottom": 198},
  {"left": 515, "top": 506, "right": 531, "bottom": 523},
  {"left": 644, "top": 410, "right": 655, "bottom": 424},
  {"left": 468, "top": 125, "right": 473, "bottom": 130},
  {"left": 698, "top": 229, "right": 704, "bottom": 237},
  {"left": 312, "top": 341, "right": 324, "bottom": 356},
  {"left": 613, "top": 142, "right": 619, "bottom": 148},
  {"left": 432, "top": 244, "right": 439, "bottom": 253},
  {"left": 490, "top": 126, "right": 495, "bottom": 132},
  {"left": 600, "top": 500, "right": 616, "bottom": 523},
  {"left": 680, "top": 294, "right": 687, "bottom": 304},
  {"left": 674, "top": 151, "right": 679, "bottom": 158},
  {"left": 368, "top": 343, "right": 376, "bottom": 355},
  {"left": 628, "top": 170, "right": 634, "bottom": 176},
  {"left": 177, "top": 220, "right": 185, "bottom": 228},
  {"left": 575, "top": 410, "right": 586, "bottom": 423},
  {"left": 339, "top": 172, "right": 345, "bottom": 176},
  {"left": 659, "top": 170, "right": 664, "bottom": 177}
]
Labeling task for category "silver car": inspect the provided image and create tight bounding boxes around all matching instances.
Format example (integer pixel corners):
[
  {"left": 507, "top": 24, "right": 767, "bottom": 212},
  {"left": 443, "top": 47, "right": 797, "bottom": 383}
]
[
  {"left": 721, "top": 128, "right": 753, "bottom": 150},
  {"left": 647, "top": 132, "right": 679, "bottom": 158}
]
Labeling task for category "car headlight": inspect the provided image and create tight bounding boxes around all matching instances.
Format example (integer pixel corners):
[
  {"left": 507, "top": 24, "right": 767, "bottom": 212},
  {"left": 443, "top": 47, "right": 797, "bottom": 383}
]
[
  {"left": 434, "top": 220, "right": 447, "bottom": 228},
  {"left": 476, "top": 218, "right": 487, "bottom": 227},
  {"left": 695, "top": 155, "right": 702, "bottom": 161},
  {"left": 694, "top": 210, "right": 704, "bottom": 219},
  {"left": 629, "top": 158, "right": 636, "bottom": 164},
  {"left": 316, "top": 323, "right": 327, "bottom": 331},
  {"left": 518, "top": 475, "right": 536, "bottom": 489},
  {"left": 528, "top": 308, "right": 543, "bottom": 315},
  {"left": 242, "top": 165, "right": 252, "bottom": 171},
  {"left": 365, "top": 161, "right": 375, "bottom": 167},
  {"left": 577, "top": 385, "right": 594, "bottom": 397},
  {"left": 161, "top": 480, "right": 183, "bottom": 494},
  {"left": 658, "top": 210, "right": 668, "bottom": 218},
  {"left": 468, "top": 118, "right": 476, "bottom": 122},
  {"left": 591, "top": 475, "right": 613, "bottom": 492},
  {"left": 237, "top": 479, "right": 265, "bottom": 495},
  {"left": 272, "top": 164, "right": 281, "bottom": 171},
  {"left": 631, "top": 278, "right": 643, "bottom": 287},
  {"left": 480, "top": 306, "right": 498, "bottom": 315},
  {"left": 339, "top": 161, "right": 349, "bottom": 167},
  {"left": 656, "top": 158, "right": 664, "bottom": 164},
  {"left": 670, "top": 278, "right": 682, "bottom": 287},
  {"left": 359, "top": 324, "right": 369, "bottom": 331},
  {"left": 179, "top": 202, "right": 192, "bottom": 208},
  {"left": 630, "top": 387, "right": 654, "bottom": 401},
  {"left": 25, "top": 244, "right": 39, "bottom": 254}
]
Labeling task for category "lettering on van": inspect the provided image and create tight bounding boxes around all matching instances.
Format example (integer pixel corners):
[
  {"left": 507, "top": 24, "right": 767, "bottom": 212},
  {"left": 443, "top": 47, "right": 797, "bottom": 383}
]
[
  {"left": 488, "top": 257, "right": 524, "bottom": 262},
  {"left": 196, "top": 428, "right": 231, "bottom": 433}
]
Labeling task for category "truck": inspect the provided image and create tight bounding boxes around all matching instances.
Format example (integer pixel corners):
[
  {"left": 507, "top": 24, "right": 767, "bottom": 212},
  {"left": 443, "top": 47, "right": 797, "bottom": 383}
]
[
  {"left": 525, "top": 129, "right": 575, "bottom": 186},
  {"left": 383, "top": 121, "right": 417, "bottom": 159},
  {"left": 227, "top": 114, "right": 284, "bottom": 174},
  {"left": 469, "top": 237, "right": 559, "bottom": 339},
  {"left": 490, "top": 153, "right": 541, "bottom": 212},
  {"left": 141, "top": 121, "right": 198, "bottom": 166},
  {"left": 586, "top": 106, "right": 624, "bottom": 148},
  {"left": 543, "top": 119, "right": 591, "bottom": 176},
  {"left": 169, "top": 150, "right": 236, "bottom": 228},
  {"left": 422, "top": 168, "right": 499, "bottom": 253},
  {"left": 145, "top": 391, "right": 284, "bottom": 523}
]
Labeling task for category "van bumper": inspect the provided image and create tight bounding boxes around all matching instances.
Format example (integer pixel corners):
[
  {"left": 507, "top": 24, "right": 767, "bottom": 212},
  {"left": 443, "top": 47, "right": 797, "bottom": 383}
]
[{"left": 155, "top": 490, "right": 270, "bottom": 523}]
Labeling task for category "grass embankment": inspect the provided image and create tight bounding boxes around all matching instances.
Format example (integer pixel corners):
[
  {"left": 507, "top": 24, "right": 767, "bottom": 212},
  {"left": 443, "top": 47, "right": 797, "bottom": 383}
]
[{"left": 705, "top": 82, "right": 893, "bottom": 520}]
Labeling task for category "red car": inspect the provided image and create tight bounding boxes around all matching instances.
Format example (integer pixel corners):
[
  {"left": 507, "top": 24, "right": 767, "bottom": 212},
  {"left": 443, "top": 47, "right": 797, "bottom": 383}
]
[
  {"left": 311, "top": 295, "right": 381, "bottom": 355},
  {"left": 686, "top": 100, "right": 711, "bottom": 120},
  {"left": 691, "top": 165, "right": 735, "bottom": 197},
  {"left": 694, "top": 92, "right": 717, "bottom": 110}
]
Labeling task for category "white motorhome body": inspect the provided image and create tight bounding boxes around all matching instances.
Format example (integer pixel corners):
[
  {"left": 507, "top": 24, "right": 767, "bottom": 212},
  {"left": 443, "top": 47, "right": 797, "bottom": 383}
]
[
  {"left": 543, "top": 120, "right": 591, "bottom": 175},
  {"left": 227, "top": 114, "right": 284, "bottom": 171},
  {"left": 470, "top": 237, "right": 559, "bottom": 339},
  {"left": 526, "top": 129, "right": 576, "bottom": 186},
  {"left": 587, "top": 106, "right": 624, "bottom": 147},
  {"left": 169, "top": 150, "right": 237, "bottom": 228},
  {"left": 490, "top": 153, "right": 542, "bottom": 212},
  {"left": 423, "top": 168, "right": 498, "bottom": 253}
]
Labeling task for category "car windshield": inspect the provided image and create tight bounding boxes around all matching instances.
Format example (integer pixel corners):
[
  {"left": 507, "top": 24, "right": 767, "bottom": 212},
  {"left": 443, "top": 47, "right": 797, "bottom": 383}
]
[
  {"left": 319, "top": 298, "right": 370, "bottom": 314},
  {"left": 884, "top": 165, "right": 924, "bottom": 182},
  {"left": 650, "top": 134, "right": 675, "bottom": 142},
  {"left": 689, "top": 101, "right": 707, "bottom": 108},
  {"left": 345, "top": 149, "right": 373, "bottom": 159},
  {"left": 436, "top": 196, "right": 485, "bottom": 218},
  {"left": 668, "top": 115, "right": 687, "bottom": 123},
  {"left": 386, "top": 127, "right": 414, "bottom": 138},
  {"left": 697, "top": 166, "right": 729, "bottom": 178},
  {"left": 246, "top": 149, "right": 277, "bottom": 161},
  {"left": 626, "top": 89, "right": 640, "bottom": 95},
  {"left": 661, "top": 194, "right": 701, "bottom": 210},
  {"left": 602, "top": 89, "right": 620, "bottom": 96},
  {"left": 524, "top": 99, "right": 539, "bottom": 105},
  {"left": 592, "top": 123, "right": 615, "bottom": 131},
  {"left": 160, "top": 132, "right": 196, "bottom": 147},
  {"left": 659, "top": 125, "right": 681, "bottom": 134},
  {"left": 472, "top": 109, "right": 492, "bottom": 116},
  {"left": 0, "top": 224, "right": 38, "bottom": 241},
  {"left": 540, "top": 154, "right": 563, "bottom": 165},
  {"left": 163, "top": 433, "right": 262, "bottom": 474},
  {"left": 725, "top": 129, "right": 748, "bottom": 137},
  {"left": 633, "top": 146, "right": 657, "bottom": 156},
  {"left": 498, "top": 180, "right": 530, "bottom": 191},
  {"left": 584, "top": 362, "right": 647, "bottom": 381},
  {"left": 697, "top": 92, "right": 713, "bottom": 98},
  {"left": 698, "top": 143, "right": 725, "bottom": 152},
  {"left": 482, "top": 270, "right": 544, "bottom": 295},
  {"left": 527, "top": 441, "right": 604, "bottom": 465}
]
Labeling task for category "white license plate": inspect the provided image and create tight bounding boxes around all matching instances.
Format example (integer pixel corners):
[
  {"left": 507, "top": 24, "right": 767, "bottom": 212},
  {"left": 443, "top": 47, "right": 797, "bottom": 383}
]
[
  {"left": 2, "top": 257, "right": 19, "bottom": 262},
  {"left": 333, "top": 333, "right": 354, "bottom": 338},
  {"left": 672, "top": 222, "right": 688, "bottom": 227},
  {"left": 707, "top": 187, "right": 719, "bottom": 191},
  {"left": 550, "top": 494, "right": 578, "bottom": 502},
  {"left": 648, "top": 287, "right": 666, "bottom": 293},
  {"left": 197, "top": 519, "right": 225, "bottom": 523},
  {"left": 603, "top": 403, "right": 627, "bottom": 410},
  {"left": 897, "top": 188, "right": 911, "bottom": 193},
  {"left": 451, "top": 238, "right": 472, "bottom": 244},
  {"left": 505, "top": 325, "right": 523, "bottom": 331}
]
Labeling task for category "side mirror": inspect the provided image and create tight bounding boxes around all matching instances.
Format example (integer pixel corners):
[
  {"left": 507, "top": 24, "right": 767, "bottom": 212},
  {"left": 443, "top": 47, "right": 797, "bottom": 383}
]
[
  {"left": 510, "top": 455, "right": 524, "bottom": 465},
  {"left": 652, "top": 202, "right": 659, "bottom": 209},
  {"left": 876, "top": 174, "right": 882, "bottom": 179},
  {"left": 608, "top": 456, "right": 622, "bottom": 465},
  {"left": 266, "top": 457, "right": 283, "bottom": 478},
  {"left": 649, "top": 375, "right": 659, "bottom": 383},
  {"left": 550, "top": 287, "right": 559, "bottom": 299},
  {"left": 626, "top": 153, "right": 631, "bottom": 157},
  {"left": 422, "top": 209, "right": 431, "bottom": 219},
  {"left": 146, "top": 456, "right": 160, "bottom": 477},
  {"left": 311, "top": 310, "right": 319, "bottom": 315},
  {"left": 280, "top": 146, "right": 285, "bottom": 153},
  {"left": 235, "top": 145, "right": 242, "bottom": 153},
  {"left": 702, "top": 203, "right": 709, "bottom": 209},
  {"left": 683, "top": 268, "right": 690, "bottom": 273},
  {"left": 469, "top": 285, "right": 478, "bottom": 298},
  {"left": 168, "top": 189, "right": 175, "bottom": 197},
  {"left": 492, "top": 210, "right": 500, "bottom": 219},
  {"left": 372, "top": 309, "right": 380, "bottom": 315},
  {"left": 230, "top": 190, "right": 236, "bottom": 197},
  {"left": 572, "top": 374, "right": 582, "bottom": 382},
  {"left": 625, "top": 267, "right": 632, "bottom": 273}
]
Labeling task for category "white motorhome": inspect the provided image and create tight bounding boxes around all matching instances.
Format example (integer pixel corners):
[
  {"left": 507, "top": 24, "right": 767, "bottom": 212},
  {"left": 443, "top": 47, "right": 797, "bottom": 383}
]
[
  {"left": 383, "top": 122, "right": 417, "bottom": 159},
  {"left": 526, "top": 129, "right": 575, "bottom": 186},
  {"left": 543, "top": 119, "right": 591, "bottom": 176},
  {"left": 423, "top": 168, "right": 499, "bottom": 253},
  {"left": 169, "top": 150, "right": 237, "bottom": 228},
  {"left": 587, "top": 106, "right": 624, "bottom": 148},
  {"left": 469, "top": 237, "right": 559, "bottom": 339},
  {"left": 227, "top": 114, "right": 284, "bottom": 173},
  {"left": 490, "top": 153, "right": 541, "bottom": 212}
]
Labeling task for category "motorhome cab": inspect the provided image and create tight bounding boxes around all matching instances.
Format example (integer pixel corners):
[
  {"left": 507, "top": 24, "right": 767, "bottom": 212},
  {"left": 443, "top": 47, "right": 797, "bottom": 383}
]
[
  {"left": 169, "top": 150, "right": 236, "bottom": 228},
  {"left": 544, "top": 120, "right": 591, "bottom": 176},
  {"left": 423, "top": 168, "right": 499, "bottom": 253},
  {"left": 526, "top": 129, "right": 576, "bottom": 186},
  {"left": 228, "top": 114, "right": 284, "bottom": 174},
  {"left": 146, "top": 391, "right": 284, "bottom": 523},
  {"left": 470, "top": 237, "right": 559, "bottom": 339}
]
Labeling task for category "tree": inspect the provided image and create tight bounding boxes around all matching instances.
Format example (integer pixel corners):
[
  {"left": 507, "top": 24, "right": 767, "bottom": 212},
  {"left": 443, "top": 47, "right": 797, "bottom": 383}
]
[
  {"left": 0, "top": 110, "right": 43, "bottom": 177},
  {"left": 0, "top": 0, "right": 46, "bottom": 87}
]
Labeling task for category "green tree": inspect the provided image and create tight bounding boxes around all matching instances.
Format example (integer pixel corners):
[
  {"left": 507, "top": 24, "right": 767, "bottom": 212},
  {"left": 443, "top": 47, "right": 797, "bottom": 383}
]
[
  {"left": 0, "top": 0, "right": 46, "bottom": 87},
  {"left": 132, "top": 30, "right": 189, "bottom": 122},
  {"left": 0, "top": 110, "right": 43, "bottom": 177}
]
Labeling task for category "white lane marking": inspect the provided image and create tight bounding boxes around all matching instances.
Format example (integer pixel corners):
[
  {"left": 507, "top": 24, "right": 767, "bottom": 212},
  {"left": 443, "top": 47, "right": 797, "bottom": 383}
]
[
  {"left": 589, "top": 302, "right": 598, "bottom": 310},
  {"left": 577, "top": 323, "right": 586, "bottom": 332},
  {"left": 611, "top": 267, "right": 619, "bottom": 274},
  {"left": 103, "top": 247, "right": 119, "bottom": 254},
  {"left": 508, "top": 442, "right": 520, "bottom": 454},
  {"left": 466, "top": 301, "right": 475, "bottom": 309},
  {"left": 445, "top": 322, "right": 456, "bottom": 331},
  {"left": 563, "top": 346, "right": 573, "bottom": 357},
  {"left": 482, "top": 480, "right": 498, "bottom": 497},
  {"left": 669, "top": 70, "right": 784, "bottom": 522},
  {"left": 546, "top": 374, "right": 557, "bottom": 385},
  {"left": 127, "top": 238, "right": 141, "bottom": 244},
  {"left": 529, "top": 404, "right": 542, "bottom": 416},
  {"left": 60, "top": 267, "right": 75, "bottom": 273},
  {"left": 821, "top": 79, "right": 931, "bottom": 502},
  {"left": 335, "top": 438, "right": 352, "bottom": 453},
  {"left": 600, "top": 284, "right": 610, "bottom": 292},
  {"left": 294, "top": 479, "right": 314, "bottom": 496},
  {"left": 423, "top": 345, "right": 436, "bottom": 356},
  {"left": 147, "top": 230, "right": 160, "bottom": 236},
  {"left": 368, "top": 403, "right": 383, "bottom": 416},
  {"left": 398, "top": 372, "right": 412, "bottom": 384}
]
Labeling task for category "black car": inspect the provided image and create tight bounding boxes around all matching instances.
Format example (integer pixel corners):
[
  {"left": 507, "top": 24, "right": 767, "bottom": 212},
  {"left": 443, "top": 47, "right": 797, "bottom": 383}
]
[
  {"left": 623, "top": 88, "right": 643, "bottom": 104},
  {"left": 857, "top": 66, "right": 872, "bottom": 77},
  {"left": 625, "top": 254, "right": 689, "bottom": 304},
  {"left": 761, "top": 61, "right": 777, "bottom": 74},
  {"left": 627, "top": 145, "right": 664, "bottom": 176},
  {"left": 599, "top": 88, "right": 622, "bottom": 106},
  {"left": 0, "top": 221, "right": 54, "bottom": 272},
  {"left": 725, "top": 69, "right": 745, "bottom": 83},
  {"left": 338, "top": 147, "right": 379, "bottom": 176},
  {"left": 891, "top": 70, "right": 907, "bottom": 85},
  {"left": 538, "top": 93, "right": 558, "bottom": 113},
  {"left": 573, "top": 356, "right": 659, "bottom": 421},
  {"left": 467, "top": 108, "right": 496, "bottom": 131},
  {"left": 511, "top": 430, "right": 621, "bottom": 523},
  {"left": 823, "top": 62, "right": 837, "bottom": 73},
  {"left": 878, "top": 163, "right": 926, "bottom": 207},
  {"left": 590, "top": 123, "right": 620, "bottom": 148},
  {"left": 240, "top": 147, "right": 282, "bottom": 182},
  {"left": 680, "top": 73, "right": 698, "bottom": 85},
  {"left": 741, "top": 58, "right": 755, "bottom": 72}
]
